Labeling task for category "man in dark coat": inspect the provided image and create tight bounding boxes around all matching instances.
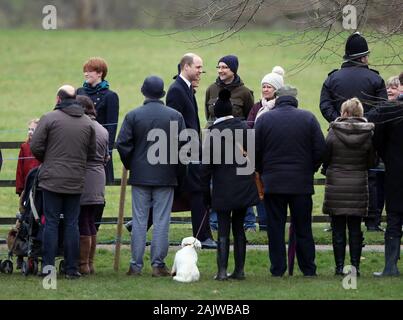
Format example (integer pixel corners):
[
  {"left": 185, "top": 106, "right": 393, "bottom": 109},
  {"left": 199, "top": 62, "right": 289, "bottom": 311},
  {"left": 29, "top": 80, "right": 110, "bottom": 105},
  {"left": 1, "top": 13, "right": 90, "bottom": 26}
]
[
  {"left": 166, "top": 53, "right": 216, "bottom": 249},
  {"left": 319, "top": 32, "right": 388, "bottom": 232},
  {"left": 368, "top": 93, "right": 403, "bottom": 277},
  {"left": 31, "top": 85, "right": 96, "bottom": 279},
  {"left": 255, "top": 85, "right": 326, "bottom": 277},
  {"left": 116, "top": 76, "right": 186, "bottom": 277}
]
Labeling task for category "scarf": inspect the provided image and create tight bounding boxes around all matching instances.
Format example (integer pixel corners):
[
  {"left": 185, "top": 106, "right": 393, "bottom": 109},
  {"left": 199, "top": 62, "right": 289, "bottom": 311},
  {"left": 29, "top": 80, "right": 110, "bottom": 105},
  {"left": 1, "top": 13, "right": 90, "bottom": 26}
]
[{"left": 82, "top": 80, "right": 110, "bottom": 95}]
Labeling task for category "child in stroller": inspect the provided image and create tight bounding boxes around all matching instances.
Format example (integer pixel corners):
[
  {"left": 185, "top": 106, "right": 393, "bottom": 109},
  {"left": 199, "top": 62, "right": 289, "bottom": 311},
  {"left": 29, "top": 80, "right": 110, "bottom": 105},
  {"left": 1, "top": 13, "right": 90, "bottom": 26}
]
[{"left": 7, "top": 166, "right": 65, "bottom": 276}]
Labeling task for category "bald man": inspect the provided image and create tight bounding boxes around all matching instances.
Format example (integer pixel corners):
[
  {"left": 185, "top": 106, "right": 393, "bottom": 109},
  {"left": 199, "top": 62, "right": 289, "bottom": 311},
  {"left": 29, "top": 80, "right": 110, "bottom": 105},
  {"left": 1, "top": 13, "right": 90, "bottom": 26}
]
[{"left": 31, "top": 85, "right": 96, "bottom": 279}]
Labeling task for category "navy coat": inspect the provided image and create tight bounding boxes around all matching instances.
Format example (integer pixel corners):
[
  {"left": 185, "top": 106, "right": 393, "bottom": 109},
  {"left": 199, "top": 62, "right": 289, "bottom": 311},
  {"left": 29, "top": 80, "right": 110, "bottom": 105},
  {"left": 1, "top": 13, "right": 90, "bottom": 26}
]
[
  {"left": 166, "top": 76, "right": 202, "bottom": 192},
  {"left": 116, "top": 99, "right": 186, "bottom": 187},
  {"left": 77, "top": 87, "right": 119, "bottom": 183},
  {"left": 255, "top": 96, "right": 326, "bottom": 195},
  {"left": 319, "top": 61, "right": 387, "bottom": 123},
  {"left": 200, "top": 118, "right": 259, "bottom": 211}
]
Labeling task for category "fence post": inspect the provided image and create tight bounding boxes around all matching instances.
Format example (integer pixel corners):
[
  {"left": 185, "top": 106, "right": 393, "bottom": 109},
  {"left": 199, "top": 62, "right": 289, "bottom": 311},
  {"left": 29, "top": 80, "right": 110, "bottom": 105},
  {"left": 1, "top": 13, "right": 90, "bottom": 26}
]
[{"left": 113, "top": 167, "right": 128, "bottom": 272}]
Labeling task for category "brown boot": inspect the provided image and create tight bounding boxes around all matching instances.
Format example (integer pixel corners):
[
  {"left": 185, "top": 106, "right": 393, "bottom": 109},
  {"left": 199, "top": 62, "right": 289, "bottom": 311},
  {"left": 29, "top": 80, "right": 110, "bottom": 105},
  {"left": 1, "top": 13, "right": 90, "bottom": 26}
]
[
  {"left": 89, "top": 235, "right": 97, "bottom": 274},
  {"left": 79, "top": 236, "right": 91, "bottom": 275}
]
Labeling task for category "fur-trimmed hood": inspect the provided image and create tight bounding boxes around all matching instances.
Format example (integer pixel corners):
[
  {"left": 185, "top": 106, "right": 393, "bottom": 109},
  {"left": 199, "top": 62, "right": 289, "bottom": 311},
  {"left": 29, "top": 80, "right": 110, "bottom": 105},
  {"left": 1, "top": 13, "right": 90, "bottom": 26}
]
[{"left": 331, "top": 117, "right": 374, "bottom": 147}]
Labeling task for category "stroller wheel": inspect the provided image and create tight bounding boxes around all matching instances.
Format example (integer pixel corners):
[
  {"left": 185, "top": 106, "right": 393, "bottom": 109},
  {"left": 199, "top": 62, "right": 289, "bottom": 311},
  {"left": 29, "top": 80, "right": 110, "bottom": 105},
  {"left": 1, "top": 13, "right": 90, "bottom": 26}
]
[
  {"left": 1, "top": 260, "right": 13, "bottom": 274},
  {"left": 21, "top": 260, "right": 30, "bottom": 276},
  {"left": 59, "top": 260, "right": 65, "bottom": 275},
  {"left": 32, "top": 260, "right": 39, "bottom": 275}
]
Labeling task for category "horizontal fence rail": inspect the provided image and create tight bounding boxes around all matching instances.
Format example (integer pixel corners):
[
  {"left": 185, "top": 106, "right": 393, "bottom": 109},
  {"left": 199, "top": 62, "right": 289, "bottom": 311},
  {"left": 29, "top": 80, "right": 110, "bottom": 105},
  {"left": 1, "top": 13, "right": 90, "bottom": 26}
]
[{"left": 0, "top": 141, "right": 379, "bottom": 226}]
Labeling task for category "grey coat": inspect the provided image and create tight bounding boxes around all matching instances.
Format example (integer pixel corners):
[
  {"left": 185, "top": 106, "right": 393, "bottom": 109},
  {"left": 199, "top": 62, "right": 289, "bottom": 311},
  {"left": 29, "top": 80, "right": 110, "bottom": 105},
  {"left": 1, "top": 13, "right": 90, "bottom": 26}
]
[
  {"left": 80, "top": 118, "right": 109, "bottom": 205},
  {"left": 322, "top": 117, "right": 375, "bottom": 216},
  {"left": 116, "top": 99, "right": 186, "bottom": 187},
  {"left": 31, "top": 99, "right": 96, "bottom": 194}
]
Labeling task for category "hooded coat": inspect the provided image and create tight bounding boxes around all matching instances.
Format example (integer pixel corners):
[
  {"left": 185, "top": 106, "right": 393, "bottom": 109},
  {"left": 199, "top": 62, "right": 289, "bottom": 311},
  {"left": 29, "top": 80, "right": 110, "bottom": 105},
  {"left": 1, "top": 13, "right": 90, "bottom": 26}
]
[{"left": 322, "top": 117, "right": 376, "bottom": 216}]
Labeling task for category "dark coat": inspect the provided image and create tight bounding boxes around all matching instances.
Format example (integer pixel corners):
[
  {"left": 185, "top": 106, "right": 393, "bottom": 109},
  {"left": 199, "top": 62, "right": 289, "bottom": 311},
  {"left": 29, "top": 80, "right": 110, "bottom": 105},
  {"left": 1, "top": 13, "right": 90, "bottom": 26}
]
[
  {"left": 166, "top": 76, "right": 201, "bottom": 134},
  {"left": 322, "top": 117, "right": 375, "bottom": 216},
  {"left": 77, "top": 86, "right": 119, "bottom": 183},
  {"left": 255, "top": 96, "right": 326, "bottom": 195},
  {"left": 30, "top": 100, "right": 96, "bottom": 194},
  {"left": 319, "top": 61, "right": 387, "bottom": 123},
  {"left": 200, "top": 117, "right": 259, "bottom": 211},
  {"left": 166, "top": 76, "right": 202, "bottom": 192},
  {"left": 367, "top": 99, "right": 403, "bottom": 212},
  {"left": 205, "top": 75, "right": 254, "bottom": 126},
  {"left": 116, "top": 99, "right": 186, "bottom": 187}
]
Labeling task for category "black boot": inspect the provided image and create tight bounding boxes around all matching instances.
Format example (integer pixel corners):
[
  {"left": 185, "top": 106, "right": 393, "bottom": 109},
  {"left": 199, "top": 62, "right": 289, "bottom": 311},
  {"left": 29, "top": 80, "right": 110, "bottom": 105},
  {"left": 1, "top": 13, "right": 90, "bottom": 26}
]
[
  {"left": 349, "top": 231, "right": 363, "bottom": 277},
  {"left": 214, "top": 237, "right": 229, "bottom": 281},
  {"left": 332, "top": 230, "right": 346, "bottom": 276},
  {"left": 229, "top": 233, "right": 246, "bottom": 280},
  {"left": 374, "top": 236, "right": 400, "bottom": 277}
]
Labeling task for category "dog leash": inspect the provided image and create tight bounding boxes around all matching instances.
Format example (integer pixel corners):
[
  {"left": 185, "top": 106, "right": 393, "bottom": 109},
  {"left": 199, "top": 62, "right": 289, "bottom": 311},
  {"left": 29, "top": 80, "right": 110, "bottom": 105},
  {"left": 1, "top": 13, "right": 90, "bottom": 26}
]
[{"left": 194, "top": 206, "right": 210, "bottom": 241}]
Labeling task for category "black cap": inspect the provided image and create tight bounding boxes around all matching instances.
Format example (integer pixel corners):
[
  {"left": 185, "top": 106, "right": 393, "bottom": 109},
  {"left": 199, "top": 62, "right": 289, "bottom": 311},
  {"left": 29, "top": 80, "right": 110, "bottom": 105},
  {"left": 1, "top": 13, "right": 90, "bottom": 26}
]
[
  {"left": 214, "top": 89, "right": 233, "bottom": 118},
  {"left": 343, "top": 32, "right": 370, "bottom": 60},
  {"left": 141, "top": 76, "right": 165, "bottom": 99}
]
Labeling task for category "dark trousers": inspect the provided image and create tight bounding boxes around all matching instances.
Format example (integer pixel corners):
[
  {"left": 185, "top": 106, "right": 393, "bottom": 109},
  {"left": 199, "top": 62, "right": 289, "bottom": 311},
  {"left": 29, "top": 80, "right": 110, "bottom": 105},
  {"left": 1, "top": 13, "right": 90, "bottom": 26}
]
[
  {"left": 385, "top": 212, "right": 403, "bottom": 239},
  {"left": 42, "top": 189, "right": 81, "bottom": 274},
  {"left": 264, "top": 194, "right": 316, "bottom": 276},
  {"left": 79, "top": 204, "right": 104, "bottom": 236},
  {"left": 190, "top": 192, "right": 213, "bottom": 241},
  {"left": 216, "top": 208, "right": 246, "bottom": 240},
  {"left": 332, "top": 215, "right": 361, "bottom": 235},
  {"left": 365, "top": 170, "right": 385, "bottom": 228}
]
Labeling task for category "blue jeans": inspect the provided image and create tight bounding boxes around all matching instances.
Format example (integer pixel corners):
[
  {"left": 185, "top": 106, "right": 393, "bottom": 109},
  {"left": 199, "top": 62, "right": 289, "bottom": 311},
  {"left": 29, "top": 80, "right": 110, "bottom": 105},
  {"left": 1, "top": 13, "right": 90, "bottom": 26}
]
[
  {"left": 210, "top": 206, "right": 256, "bottom": 230},
  {"left": 42, "top": 189, "right": 81, "bottom": 274}
]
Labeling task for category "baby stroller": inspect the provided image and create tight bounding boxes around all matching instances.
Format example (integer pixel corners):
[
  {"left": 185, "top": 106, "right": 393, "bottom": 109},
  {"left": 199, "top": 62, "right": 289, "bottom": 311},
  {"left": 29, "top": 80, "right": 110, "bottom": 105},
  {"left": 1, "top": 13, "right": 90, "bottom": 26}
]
[{"left": 7, "top": 167, "right": 65, "bottom": 276}]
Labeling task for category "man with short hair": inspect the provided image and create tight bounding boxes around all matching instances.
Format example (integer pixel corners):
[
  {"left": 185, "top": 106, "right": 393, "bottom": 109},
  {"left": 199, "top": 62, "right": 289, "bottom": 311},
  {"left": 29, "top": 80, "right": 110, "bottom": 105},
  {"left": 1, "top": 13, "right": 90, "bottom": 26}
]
[
  {"left": 31, "top": 85, "right": 96, "bottom": 279},
  {"left": 166, "top": 53, "right": 216, "bottom": 249},
  {"left": 117, "top": 76, "right": 186, "bottom": 277},
  {"left": 320, "top": 32, "right": 388, "bottom": 232}
]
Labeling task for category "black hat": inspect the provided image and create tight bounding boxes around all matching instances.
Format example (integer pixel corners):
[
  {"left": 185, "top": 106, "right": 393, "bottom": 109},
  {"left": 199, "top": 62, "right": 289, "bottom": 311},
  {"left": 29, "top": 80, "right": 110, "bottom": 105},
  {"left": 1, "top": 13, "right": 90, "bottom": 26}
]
[
  {"left": 141, "top": 76, "right": 165, "bottom": 99},
  {"left": 218, "top": 55, "right": 239, "bottom": 74},
  {"left": 343, "top": 32, "right": 370, "bottom": 60},
  {"left": 214, "top": 89, "right": 233, "bottom": 118}
]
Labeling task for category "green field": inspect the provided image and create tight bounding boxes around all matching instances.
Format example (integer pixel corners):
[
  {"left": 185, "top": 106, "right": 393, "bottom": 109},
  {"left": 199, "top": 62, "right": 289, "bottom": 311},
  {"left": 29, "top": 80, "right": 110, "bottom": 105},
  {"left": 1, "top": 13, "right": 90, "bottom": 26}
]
[{"left": 0, "top": 30, "right": 401, "bottom": 300}]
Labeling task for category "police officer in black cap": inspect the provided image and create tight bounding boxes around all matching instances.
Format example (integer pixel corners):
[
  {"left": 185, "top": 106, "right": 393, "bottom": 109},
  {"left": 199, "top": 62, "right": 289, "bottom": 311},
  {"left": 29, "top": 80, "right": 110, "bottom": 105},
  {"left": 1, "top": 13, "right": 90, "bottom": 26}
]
[
  {"left": 320, "top": 32, "right": 388, "bottom": 233},
  {"left": 320, "top": 32, "right": 387, "bottom": 122}
]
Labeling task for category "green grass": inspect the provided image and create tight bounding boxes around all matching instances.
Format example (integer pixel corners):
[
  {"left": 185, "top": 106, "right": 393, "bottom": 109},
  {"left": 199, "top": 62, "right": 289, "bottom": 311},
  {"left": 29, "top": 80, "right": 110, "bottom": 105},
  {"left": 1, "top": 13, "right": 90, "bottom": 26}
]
[{"left": 0, "top": 249, "right": 401, "bottom": 300}]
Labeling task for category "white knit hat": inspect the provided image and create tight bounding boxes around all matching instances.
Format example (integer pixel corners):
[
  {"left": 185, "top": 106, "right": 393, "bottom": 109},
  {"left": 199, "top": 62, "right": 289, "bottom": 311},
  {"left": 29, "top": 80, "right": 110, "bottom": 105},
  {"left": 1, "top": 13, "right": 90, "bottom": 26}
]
[{"left": 261, "top": 66, "right": 285, "bottom": 90}]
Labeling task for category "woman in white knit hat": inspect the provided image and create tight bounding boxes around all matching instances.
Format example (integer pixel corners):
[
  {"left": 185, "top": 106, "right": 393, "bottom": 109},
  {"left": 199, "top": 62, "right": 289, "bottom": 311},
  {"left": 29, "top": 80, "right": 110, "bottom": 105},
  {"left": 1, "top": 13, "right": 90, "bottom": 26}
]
[
  {"left": 246, "top": 66, "right": 284, "bottom": 128},
  {"left": 245, "top": 66, "right": 284, "bottom": 232}
]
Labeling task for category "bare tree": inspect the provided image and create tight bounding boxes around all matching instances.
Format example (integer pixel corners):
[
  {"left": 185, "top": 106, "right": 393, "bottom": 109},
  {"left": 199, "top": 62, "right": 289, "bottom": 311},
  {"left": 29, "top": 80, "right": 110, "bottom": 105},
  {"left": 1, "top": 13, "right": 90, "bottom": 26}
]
[{"left": 155, "top": 0, "right": 403, "bottom": 74}]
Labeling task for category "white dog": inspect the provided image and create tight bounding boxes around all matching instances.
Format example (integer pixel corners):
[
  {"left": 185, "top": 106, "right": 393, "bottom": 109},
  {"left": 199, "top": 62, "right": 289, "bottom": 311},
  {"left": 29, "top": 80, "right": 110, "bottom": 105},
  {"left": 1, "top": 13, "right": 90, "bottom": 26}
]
[{"left": 171, "top": 236, "right": 202, "bottom": 283}]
